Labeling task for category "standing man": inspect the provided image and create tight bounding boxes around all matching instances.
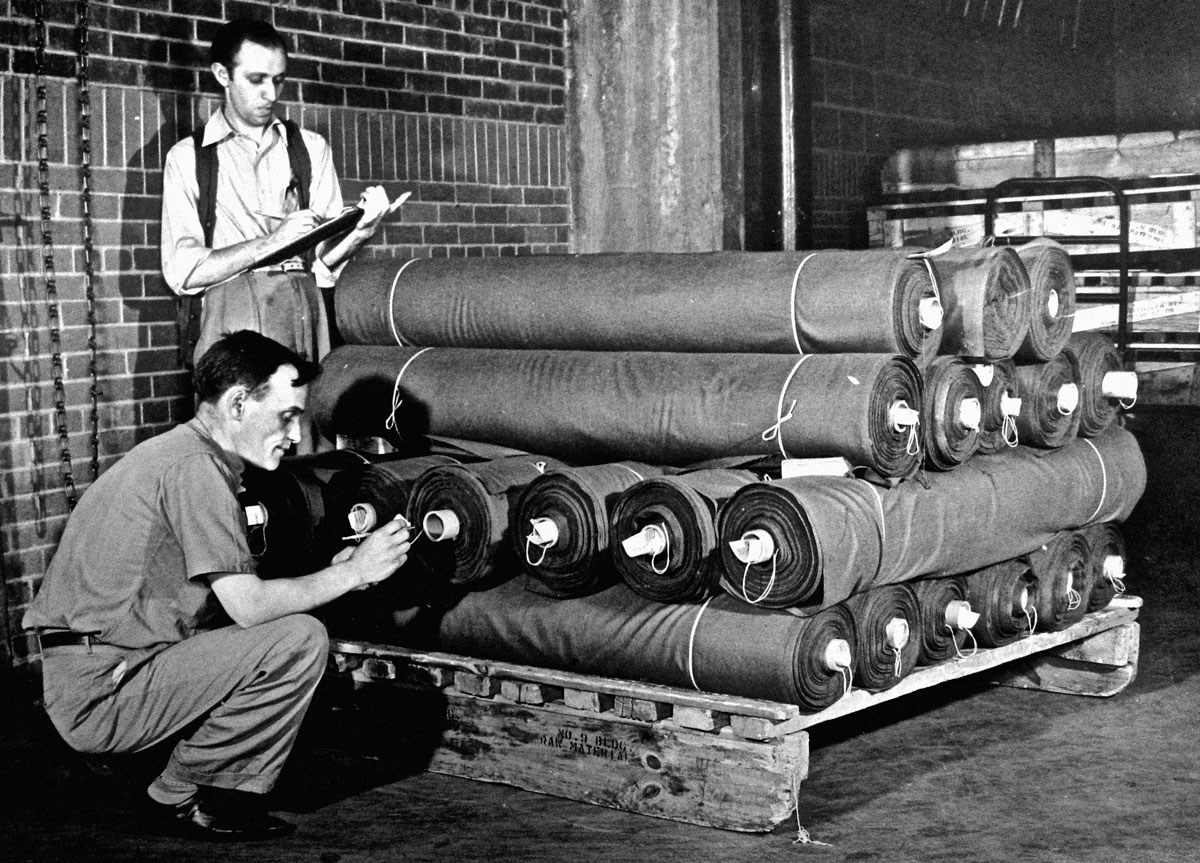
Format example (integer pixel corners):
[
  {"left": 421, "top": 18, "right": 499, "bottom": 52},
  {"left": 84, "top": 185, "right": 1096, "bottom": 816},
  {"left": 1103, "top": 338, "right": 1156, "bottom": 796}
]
[
  {"left": 23, "top": 331, "right": 412, "bottom": 841},
  {"left": 161, "top": 18, "right": 390, "bottom": 370}
]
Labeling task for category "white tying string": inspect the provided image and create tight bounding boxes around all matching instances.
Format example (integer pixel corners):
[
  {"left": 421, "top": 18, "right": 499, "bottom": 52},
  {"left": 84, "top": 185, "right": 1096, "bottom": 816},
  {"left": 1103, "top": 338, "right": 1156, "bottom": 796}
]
[
  {"left": 1120, "top": 392, "right": 1138, "bottom": 410},
  {"left": 788, "top": 254, "right": 818, "bottom": 353},
  {"left": 650, "top": 527, "right": 672, "bottom": 576},
  {"left": 525, "top": 535, "right": 550, "bottom": 567},
  {"left": 533, "top": 461, "right": 548, "bottom": 473},
  {"left": 1066, "top": 582, "right": 1082, "bottom": 611},
  {"left": 616, "top": 463, "right": 646, "bottom": 482},
  {"left": 891, "top": 645, "right": 903, "bottom": 679},
  {"left": 1023, "top": 603, "right": 1038, "bottom": 637},
  {"left": 861, "top": 481, "right": 887, "bottom": 582},
  {"left": 1002, "top": 412, "right": 1020, "bottom": 447},
  {"left": 387, "top": 258, "right": 423, "bottom": 346},
  {"left": 1110, "top": 573, "right": 1127, "bottom": 595},
  {"left": 1082, "top": 438, "right": 1109, "bottom": 524},
  {"left": 762, "top": 355, "right": 812, "bottom": 458},
  {"left": 790, "top": 773, "right": 832, "bottom": 847},
  {"left": 246, "top": 504, "right": 269, "bottom": 558},
  {"left": 840, "top": 666, "right": 852, "bottom": 698},
  {"left": 739, "top": 552, "right": 778, "bottom": 605},
  {"left": 906, "top": 244, "right": 946, "bottom": 307},
  {"left": 950, "top": 624, "right": 978, "bottom": 660},
  {"left": 385, "top": 346, "right": 435, "bottom": 432},
  {"left": 685, "top": 595, "right": 716, "bottom": 691}
]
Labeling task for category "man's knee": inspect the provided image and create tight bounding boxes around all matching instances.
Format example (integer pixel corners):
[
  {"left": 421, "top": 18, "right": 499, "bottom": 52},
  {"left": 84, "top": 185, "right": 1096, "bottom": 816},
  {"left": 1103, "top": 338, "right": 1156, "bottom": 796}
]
[{"left": 272, "top": 614, "right": 329, "bottom": 679}]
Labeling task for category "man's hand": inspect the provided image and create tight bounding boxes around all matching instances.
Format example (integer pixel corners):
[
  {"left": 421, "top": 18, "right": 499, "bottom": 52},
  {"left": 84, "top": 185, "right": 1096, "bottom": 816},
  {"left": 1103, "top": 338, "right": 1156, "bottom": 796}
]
[
  {"left": 342, "top": 516, "right": 411, "bottom": 590},
  {"left": 268, "top": 207, "right": 320, "bottom": 245},
  {"left": 354, "top": 186, "right": 390, "bottom": 235}
]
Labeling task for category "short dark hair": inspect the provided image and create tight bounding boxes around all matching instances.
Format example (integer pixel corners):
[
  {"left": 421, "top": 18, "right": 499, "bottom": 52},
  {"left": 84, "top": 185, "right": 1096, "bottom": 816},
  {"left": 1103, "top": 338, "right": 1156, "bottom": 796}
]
[
  {"left": 210, "top": 18, "right": 288, "bottom": 69},
  {"left": 194, "top": 331, "right": 319, "bottom": 403}
]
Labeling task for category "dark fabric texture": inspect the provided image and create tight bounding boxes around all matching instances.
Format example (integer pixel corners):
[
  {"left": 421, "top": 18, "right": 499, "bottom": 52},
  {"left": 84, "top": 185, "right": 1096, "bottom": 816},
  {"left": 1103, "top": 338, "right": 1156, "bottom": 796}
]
[
  {"left": 310, "top": 346, "right": 924, "bottom": 477},
  {"left": 934, "top": 246, "right": 1032, "bottom": 361},
  {"left": 514, "top": 462, "right": 668, "bottom": 598},
  {"left": 962, "top": 558, "right": 1039, "bottom": 648},
  {"left": 1063, "top": 332, "right": 1125, "bottom": 437},
  {"left": 1027, "top": 530, "right": 1093, "bottom": 632},
  {"left": 977, "top": 358, "right": 1020, "bottom": 455},
  {"left": 715, "top": 426, "right": 1145, "bottom": 612},
  {"left": 843, "top": 584, "right": 922, "bottom": 692},
  {"left": 1014, "top": 351, "right": 1083, "bottom": 448},
  {"left": 400, "top": 576, "right": 857, "bottom": 712},
  {"left": 1014, "top": 238, "right": 1076, "bottom": 362},
  {"left": 912, "top": 575, "right": 971, "bottom": 666},
  {"left": 240, "top": 450, "right": 374, "bottom": 580},
  {"left": 347, "top": 455, "right": 465, "bottom": 527},
  {"left": 334, "top": 250, "right": 943, "bottom": 360},
  {"left": 920, "top": 355, "right": 984, "bottom": 470},
  {"left": 1081, "top": 522, "right": 1127, "bottom": 612},
  {"left": 610, "top": 470, "right": 760, "bottom": 604},
  {"left": 405, "top": 456, "right": 568, "bottom": 586}
]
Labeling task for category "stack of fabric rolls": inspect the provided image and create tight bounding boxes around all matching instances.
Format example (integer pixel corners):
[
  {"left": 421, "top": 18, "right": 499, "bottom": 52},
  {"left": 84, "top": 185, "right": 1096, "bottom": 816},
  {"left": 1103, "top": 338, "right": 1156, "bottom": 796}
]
[{"left": 259, "top": 243, "right": 1146, "bottom": 714}]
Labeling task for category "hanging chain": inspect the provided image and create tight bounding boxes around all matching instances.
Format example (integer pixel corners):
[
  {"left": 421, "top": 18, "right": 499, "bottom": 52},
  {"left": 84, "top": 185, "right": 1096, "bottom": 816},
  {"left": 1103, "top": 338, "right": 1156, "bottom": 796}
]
[
  {"left": 33, "top": 0, "right": 79, "bottom": 509},
  {"left": 76, "top": 0, "right": 101, "bottom": 480}
]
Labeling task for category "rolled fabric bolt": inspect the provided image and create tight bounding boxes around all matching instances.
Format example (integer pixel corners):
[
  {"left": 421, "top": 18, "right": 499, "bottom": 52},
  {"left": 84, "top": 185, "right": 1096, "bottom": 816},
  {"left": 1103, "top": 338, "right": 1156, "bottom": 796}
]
[
  {"left": 944, "top": 599, "right": 980, "bottom": 631},
  {"left": 959, "top": 397, "right": 982, "bottom": 431},
  {"left": 1057, "top": 383, "right": 1080, "bottom": 415},
  {"left": 527, "top": 517, "right": 560, "bottom": 549},
  {"left": 885, "top": 617, "right": 910, "bottom": 651},
  {"left": 1047, "top": 289, "right": 1060, "bottom": 318},
  {"left": 729, "top": 529, "right": 776, "bottom": 565},
  {"left": 890, "top": 401, "right": 920, "bottom": 431},
  {"left": 1001, "top": 394, "right": 1022, "bottom": 418},
  {"left": 1104, "top": 555, "right": 1125, "bottom": 582},
  {"left": 244, "top": 504, "right": 266, "bottom": 527},
  {"left": 423, "top": 509, "right": 461, "bottom": 542},
  {"left": 970, "top": 364, "right": 995, "bottom": 387},
  {"left": 1102, "top": 371, "right": 1139, "bottom": 401},
  {"left": 824, "top": 638, "right": 853, "bottom": 671},
  {"left": 920, "top": 296, "right": 944, "bottom": 331},
  {"left": 347, "top": 502, "right": 377, "bottom": 535},
  {"left": 622, "top": 523, "right": 669, "bottom": 558}
]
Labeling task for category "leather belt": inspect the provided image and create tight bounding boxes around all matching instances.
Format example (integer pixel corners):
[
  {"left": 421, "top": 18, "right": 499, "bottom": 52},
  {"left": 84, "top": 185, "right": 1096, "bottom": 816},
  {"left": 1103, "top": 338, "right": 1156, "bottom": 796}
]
[{"left": 38, "top": 631, "right": 103, "bottom": 650}]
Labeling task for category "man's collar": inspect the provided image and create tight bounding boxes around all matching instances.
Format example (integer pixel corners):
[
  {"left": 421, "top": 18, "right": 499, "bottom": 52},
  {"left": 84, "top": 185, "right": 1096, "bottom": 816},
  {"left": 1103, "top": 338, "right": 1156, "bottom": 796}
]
[
  {"left": 201, "top": 109, "right": 285, "bottom": 148},
  {"left": 185, "top": 417, "right": 246, "bottom": 476}
]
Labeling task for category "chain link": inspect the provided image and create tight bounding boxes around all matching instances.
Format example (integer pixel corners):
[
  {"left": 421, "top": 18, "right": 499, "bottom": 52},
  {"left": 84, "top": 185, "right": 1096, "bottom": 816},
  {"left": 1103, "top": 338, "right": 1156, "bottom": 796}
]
[
  {"left": 33, "top": 0, "right": 79, "bottom": 509},
  {"left": 76, "top": 0, "right": 101, "bottom": 480}
]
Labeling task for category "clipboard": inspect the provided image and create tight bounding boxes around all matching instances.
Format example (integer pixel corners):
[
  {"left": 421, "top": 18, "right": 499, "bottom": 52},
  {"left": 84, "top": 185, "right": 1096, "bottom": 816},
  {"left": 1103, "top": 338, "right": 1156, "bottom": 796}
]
[{"left": 251, "top": 206, "right": 362, "bottom": 269}]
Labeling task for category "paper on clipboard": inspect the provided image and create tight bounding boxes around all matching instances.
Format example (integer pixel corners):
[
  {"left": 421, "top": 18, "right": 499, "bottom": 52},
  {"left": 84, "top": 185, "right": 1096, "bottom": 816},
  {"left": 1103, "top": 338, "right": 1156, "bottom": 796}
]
[{"left": 249, "top": 191, "right": 412, "bottom": 270}]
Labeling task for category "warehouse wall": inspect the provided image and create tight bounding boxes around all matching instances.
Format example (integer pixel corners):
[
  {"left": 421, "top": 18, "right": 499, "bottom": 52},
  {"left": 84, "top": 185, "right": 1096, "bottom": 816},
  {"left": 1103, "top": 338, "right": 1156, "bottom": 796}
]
[
  {"left": 1113, "top": 1, "right": 1200, "bottom": 132},
  {"left": 0, "top": 0, "right": 568, "bottom": 667},
  {"left": 809, "top": 0, "right": 1118, "bottom": 249}
]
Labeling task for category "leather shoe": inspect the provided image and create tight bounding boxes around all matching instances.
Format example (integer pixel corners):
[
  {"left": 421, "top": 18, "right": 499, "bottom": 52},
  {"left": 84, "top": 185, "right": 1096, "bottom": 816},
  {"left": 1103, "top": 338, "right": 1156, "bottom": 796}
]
[{"left": 154, "top": 789, "right": 296, "bottom": 842}]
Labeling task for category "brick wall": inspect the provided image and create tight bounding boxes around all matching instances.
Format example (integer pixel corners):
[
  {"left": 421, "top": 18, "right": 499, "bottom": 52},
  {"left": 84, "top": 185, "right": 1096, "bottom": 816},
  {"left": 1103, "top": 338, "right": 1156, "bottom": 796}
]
[
  {"left": 0, "top": 0, "right": 568, "bottom": 666},
  {"left": 809, "top": 0, "right": 1117, "bottom": 249}
]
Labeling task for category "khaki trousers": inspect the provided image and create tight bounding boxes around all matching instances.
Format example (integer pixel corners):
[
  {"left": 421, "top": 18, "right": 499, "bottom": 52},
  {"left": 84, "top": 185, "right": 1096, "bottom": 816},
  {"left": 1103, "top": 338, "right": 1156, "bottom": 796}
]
[{"left": 40, "top": 615, "right": 328, "bottom": 794}]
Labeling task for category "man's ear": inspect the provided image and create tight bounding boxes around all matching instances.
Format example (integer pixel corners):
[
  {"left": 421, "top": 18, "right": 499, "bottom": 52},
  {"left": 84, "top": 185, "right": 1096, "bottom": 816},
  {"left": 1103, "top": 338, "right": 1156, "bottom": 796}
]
[
  {"left": 221, "top": 384, "right": 249, "bottom": 421},
  {"left": 211, "top": 62, "right": 231, "bottom": 90}
]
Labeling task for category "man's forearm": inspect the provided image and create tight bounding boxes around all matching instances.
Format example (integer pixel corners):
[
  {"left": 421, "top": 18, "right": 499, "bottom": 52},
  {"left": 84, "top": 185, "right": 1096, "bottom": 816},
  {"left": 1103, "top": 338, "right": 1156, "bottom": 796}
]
[
  {"left": 210, "top": 560, "right": 364, "bottom": 629},
  {"left": 179, "top": 235, "right": 285, "bottom": 292},
  {"left": 318, "top": 225, "right": 373, "bottom": 274}
]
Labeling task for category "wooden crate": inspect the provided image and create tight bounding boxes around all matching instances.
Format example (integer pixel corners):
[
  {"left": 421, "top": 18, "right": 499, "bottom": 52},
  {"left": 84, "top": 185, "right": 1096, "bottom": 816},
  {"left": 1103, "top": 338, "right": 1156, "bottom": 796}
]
[{"left": 326, "top": 595, "right": 1141, "bottom": 833}]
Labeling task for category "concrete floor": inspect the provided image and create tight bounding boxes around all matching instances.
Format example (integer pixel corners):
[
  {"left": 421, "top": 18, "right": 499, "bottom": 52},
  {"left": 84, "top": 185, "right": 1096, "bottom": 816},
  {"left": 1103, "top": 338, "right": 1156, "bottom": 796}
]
[{"left": 2, "top": 405, "right": 1198, "bottom": 863}]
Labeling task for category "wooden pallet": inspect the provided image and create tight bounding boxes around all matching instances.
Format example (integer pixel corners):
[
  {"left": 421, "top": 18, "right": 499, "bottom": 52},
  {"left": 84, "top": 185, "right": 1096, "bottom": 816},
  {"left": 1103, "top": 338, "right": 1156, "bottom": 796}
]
[{"left": 326, "top": 595, "right": 1141, "bottom": 833}]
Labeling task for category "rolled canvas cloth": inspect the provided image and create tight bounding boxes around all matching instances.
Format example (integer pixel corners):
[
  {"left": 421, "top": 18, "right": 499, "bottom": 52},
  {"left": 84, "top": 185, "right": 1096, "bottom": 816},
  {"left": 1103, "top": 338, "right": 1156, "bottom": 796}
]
[
  {"left": 334, "top": 250, "right": 943, "bottom": 360},
  {"left": 843, "top": 584, "right": 922, "bottom": 692},
  {"left": 310, "top": 345, "right": 924, "bottom": 477},
  {"left": 1080, "top": 522, "right": 1127, "bottom": 611},
  {"left": 976, "top": 358, "right": 1021, "bottom": 455},
  {"left": 715, "top": 426, "right": 1145, "bottom": 612},
  {"left": 611, "top": 470, "right": 760, "bottom": 604},
  {"left": 407, "top": 577, "right": 858, "bottom": 713},
  {"left": 1013, "top": 238, "right": 1076, "bottom": 362},
  {"left": 1014, "top": 351, "right": 1083, "bottom": 448},
  {"left": 345, "top": 454, "right": 464, "bottom": 528},
  {"left": 912, "top": 575, "right": 972, "bottom": 666},
  {"left": 1063, "top": 332, "right": 1131, "bottom": 438},
  {"left": 1027, "top": 530, "right": 1093, "bottom": 632},
  {"left": 920, "top": 355, "right": 984, "bottom": 470},
  {"left": 405, "top": 455, "right": 568, "bottom": 586},
  {"left": 514, "top": 461, "right": 667, "bottom": 598},
  {"left": 933, "top": 245, "right": 1032, "bottom": 361},
  {"left": 962, "top": 558, "right": 1039, "bottom": 648},
  {"left": 240, "top": 449, "right": 375, "bottom": 579}
]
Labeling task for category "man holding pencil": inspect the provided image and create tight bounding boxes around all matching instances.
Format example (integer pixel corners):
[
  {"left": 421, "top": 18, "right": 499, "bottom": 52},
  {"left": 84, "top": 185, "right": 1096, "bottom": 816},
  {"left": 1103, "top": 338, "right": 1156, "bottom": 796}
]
[{"left": 160, "top": 18, "right": 395, "bottom": 382}]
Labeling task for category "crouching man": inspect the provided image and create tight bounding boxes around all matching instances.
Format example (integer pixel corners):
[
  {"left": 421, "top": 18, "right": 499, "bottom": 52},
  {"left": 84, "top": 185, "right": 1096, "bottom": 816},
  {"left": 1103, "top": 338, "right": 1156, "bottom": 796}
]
[{"left": 23, "top": 330, "right": 411, "bottom": 841}]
